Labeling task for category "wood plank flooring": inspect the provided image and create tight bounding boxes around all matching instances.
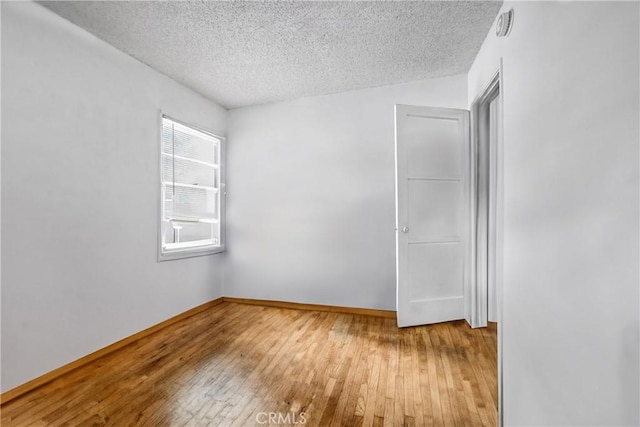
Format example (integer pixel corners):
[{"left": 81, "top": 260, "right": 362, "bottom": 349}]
[{"left": 1, "top": 302, "right": 497, "bottom": 426}]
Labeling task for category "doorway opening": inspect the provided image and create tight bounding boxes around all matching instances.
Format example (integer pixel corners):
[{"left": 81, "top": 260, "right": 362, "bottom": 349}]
[
  {"left": 470, "top": 72, "right": 501, "bottom": 329},
  {"left": 471, "top": 70, "right": 503, "bottom": 426}
]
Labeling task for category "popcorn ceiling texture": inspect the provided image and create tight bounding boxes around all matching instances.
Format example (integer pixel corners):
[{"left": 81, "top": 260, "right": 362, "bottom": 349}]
[{"left": 40, "top": 1, "right": 502, "bottom": 109}]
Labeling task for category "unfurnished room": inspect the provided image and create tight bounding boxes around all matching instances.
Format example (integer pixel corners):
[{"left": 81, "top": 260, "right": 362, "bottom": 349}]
[{"left": 1, "top": 1, "right": 639, "bottom": 426}]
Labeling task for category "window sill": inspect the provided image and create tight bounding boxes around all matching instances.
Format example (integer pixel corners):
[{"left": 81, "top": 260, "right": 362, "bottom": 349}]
[{"left": 158, "top": 244, "right": 225, "bottom": 262}]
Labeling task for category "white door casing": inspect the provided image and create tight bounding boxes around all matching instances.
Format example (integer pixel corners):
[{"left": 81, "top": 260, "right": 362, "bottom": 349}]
[
  {"left": 469, "top": 70, "right": 502, "bottom": 329},
  {"left": 488, "top": 95, "right": 500, "bottom": 323},
  {"left": 395, "top": 105, "right": 470, "bottom": 328}
]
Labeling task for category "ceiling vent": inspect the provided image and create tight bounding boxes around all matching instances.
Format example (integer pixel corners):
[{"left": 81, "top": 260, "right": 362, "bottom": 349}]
[{"left": 496, "top": 9, "right": 514, "bottom": 37}]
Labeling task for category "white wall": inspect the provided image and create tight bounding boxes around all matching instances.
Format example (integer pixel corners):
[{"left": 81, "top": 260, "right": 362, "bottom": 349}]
[
  {"left": 1, "top": 2, "right": 227, "bottom": 392},
  {"left": 468, "top": 2, "right": 639, "bottom": 425},
  {"left": 225, "top": 76, "right": 467, "bottom": 310}
]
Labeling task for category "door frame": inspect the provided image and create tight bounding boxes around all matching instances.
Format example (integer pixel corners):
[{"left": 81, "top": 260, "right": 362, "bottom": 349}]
[
  {"left": 469, "top": 63, "right": 504, "bottom": 427},
  {"left": 469, "top": 70, "right": 502, "bottom": 329}
]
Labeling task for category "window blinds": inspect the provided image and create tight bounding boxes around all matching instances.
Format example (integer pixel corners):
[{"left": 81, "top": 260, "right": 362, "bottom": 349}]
[{"left": 161, "top": 117, "right": 220, "bottom": 247}]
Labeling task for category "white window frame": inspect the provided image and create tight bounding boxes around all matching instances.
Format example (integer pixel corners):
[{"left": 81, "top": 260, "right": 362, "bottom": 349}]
[{"left": 158, "top": 114, "right": 226, "bottom": 261}]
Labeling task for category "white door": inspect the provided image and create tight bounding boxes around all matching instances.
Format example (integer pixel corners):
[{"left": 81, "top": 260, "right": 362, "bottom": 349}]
[{"left": 395, "top": 105, "right": 470, "bottom": 327}]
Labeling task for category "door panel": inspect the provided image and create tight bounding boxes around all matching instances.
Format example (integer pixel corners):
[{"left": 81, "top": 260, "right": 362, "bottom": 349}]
[
  {"left": 396, "top": 105, "right": 470, "bottom": 327},
  {"left": 408, "top": 242, "right": 463, "bottom": 300},
  {"left": 406, "top": 117, "right": 461, "bottom": 177},
  {"left": 408, "top": 180, "right": 461, "bottom": 239}
]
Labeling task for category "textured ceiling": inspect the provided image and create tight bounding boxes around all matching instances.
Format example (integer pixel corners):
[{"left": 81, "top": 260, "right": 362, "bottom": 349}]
[{"left": 39, "top": 1, "right": 502, "bottom": 109}]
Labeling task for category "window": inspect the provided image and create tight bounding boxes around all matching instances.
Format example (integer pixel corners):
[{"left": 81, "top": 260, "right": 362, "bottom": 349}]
[{"left": 159, "top": 115, "right": 225, "bottom": 260}]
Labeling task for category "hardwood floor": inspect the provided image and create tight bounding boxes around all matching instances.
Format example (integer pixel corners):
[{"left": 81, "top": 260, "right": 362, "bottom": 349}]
[{"left": 1, "top": 302, "right": 497, "bottom": 426}]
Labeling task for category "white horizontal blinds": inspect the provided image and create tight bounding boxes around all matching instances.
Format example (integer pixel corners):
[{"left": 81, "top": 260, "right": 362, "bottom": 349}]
[
  {"left": 172, "top": 122, "right": 217, "bottom": 164},
  {"left": 164, "top": 185, "right": 217, "bottom": 220},
  {"left": 162, "top": 117, "right": 220, "bottom": 248},
  {"left": 163, "top": 157, "right": 218, "bottom": 188}
]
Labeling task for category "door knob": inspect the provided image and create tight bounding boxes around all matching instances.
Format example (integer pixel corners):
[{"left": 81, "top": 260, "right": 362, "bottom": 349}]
[{"left": 402, "top": 226, "right": 410, "bottom": 233}]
